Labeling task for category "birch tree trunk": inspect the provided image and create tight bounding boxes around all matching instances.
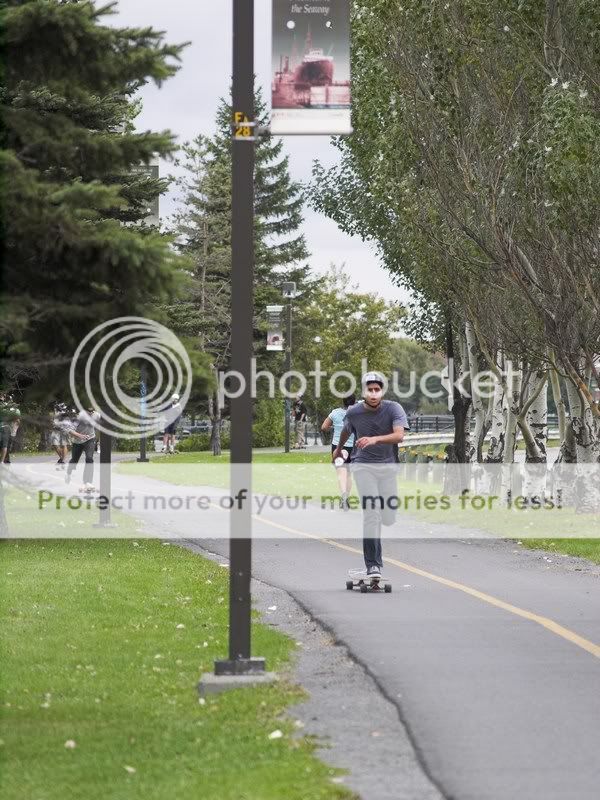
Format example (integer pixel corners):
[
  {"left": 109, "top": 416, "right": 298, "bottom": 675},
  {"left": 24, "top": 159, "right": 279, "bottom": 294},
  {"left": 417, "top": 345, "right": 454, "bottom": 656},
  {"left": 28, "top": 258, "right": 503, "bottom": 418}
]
[
  {"left": 485, "top": 368, "right": 506, "bottom": 463},
  {"left": 465, "top": 321, "right": 486, "bottom": 462},
  {"left": 549, "top": 360, "right": 566, "bottom": 445},
  {"left": 503, "top": 363, "right": 523, "bottom": 465},
  {"left": 459, "top": 326, "right": 475, "bottom": 463},
  {"left": 518, "top": 370, "right": 548, "bottom": 463},
  {"left": 564, "top": 376, "right": 600, "bottom": 463},
  {"left": 526, "top": 372, "right": 548, "bottom": 461},
  {"left": 563, "top": 375, "right": 600, "bottom": 512}
]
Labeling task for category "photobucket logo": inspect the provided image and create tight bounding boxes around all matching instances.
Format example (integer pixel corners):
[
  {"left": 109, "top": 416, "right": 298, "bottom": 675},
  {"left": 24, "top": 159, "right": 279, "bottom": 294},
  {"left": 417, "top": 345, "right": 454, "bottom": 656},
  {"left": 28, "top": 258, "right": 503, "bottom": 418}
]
[
  {"left": 218, "top": 358, "right": 518, "bottom": 404},
  {"left": 69, "top": 317, "right": 192, "bottom": 439}
]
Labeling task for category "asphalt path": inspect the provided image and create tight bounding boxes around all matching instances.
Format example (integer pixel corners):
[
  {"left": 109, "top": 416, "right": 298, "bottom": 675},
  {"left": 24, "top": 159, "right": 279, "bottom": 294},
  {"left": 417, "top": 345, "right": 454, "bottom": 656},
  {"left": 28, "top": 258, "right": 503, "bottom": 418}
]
[{"left": 10, "top": 458, "right": 600, "bottom": 800}]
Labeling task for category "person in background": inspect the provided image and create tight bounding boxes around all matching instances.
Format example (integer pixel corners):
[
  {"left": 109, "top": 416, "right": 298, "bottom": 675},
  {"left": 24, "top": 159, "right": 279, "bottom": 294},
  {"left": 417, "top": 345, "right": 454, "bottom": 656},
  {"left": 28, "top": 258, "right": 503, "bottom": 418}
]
[
  {"left": 65, "top": 406, "right": 101, "bottom": 493},
  {"left": 50, "top": 402, "right": 71, "bottom": 468},
  {"left": 0, "top": 395, "right": 19, "bottom": 466},
  {"left": 321, "top": 394, "right": 356, "bottom": 510},
  {"left": 292, "top": 394, "right": 307, "bottom": 449},
  {"left": 162, "top": 393, "right": 181, "bottom": 454}
]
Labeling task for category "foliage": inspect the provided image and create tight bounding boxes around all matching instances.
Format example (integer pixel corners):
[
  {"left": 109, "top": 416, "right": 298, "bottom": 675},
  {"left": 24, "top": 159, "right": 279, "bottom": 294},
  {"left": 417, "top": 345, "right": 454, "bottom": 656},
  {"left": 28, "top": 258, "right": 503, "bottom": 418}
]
[
  {"left": 0, "top": 0, "right": 196, "bottom": 404},
  {"left": 252, "top": 394, "right": 285, "bottom": 448},
  {"left": 176, "top": 430, "right": 230, "bottom": 452},
  {"left": 310, "top": 0, "right": 600, "bottom": 451},
  {"left": 166, "top": 91, "right": 311, "bottom": 380},
  {"left": 293, "top": 265, "right": 404, "bottom": 414},
  {"left": 390, "top": 338, "right": 446, "bottom": 413}
]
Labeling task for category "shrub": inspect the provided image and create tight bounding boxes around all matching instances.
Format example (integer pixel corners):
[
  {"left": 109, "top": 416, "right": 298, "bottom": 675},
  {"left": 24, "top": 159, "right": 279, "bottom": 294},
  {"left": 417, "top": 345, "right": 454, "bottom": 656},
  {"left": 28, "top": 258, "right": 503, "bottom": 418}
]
[
  {"left": 177, "top": 431, "right": 230, "bottom": 452},
  {"left": 252, "top": 396, "right": 284, "bottom": 448}
]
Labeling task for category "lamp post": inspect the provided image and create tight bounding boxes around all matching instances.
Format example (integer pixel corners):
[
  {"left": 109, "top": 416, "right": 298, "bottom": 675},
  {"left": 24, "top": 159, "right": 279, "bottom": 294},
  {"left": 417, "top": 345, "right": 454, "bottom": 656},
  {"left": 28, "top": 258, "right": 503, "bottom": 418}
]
[
  {"left": 212, "top": 0, "right": 265, "bottom": 677},
  {"left": 137, "top": 362, "right": 149, "bottom": 462},
  {"left": 282, "top": 281, "right": 296, "bottom": 453},
  {"left": 313, "top": 336, "right": 321, "bottom": 445}
]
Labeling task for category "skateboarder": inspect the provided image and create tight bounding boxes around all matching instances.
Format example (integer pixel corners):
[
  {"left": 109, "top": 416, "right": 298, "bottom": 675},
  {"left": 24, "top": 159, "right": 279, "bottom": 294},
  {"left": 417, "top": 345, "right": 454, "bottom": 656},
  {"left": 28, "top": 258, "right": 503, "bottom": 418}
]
[
  {"left": 333, "top": 371, "right": 407, "bottom": 581},
  {"left": 65, "top": 406, "right": 101, "bottom": 493}
]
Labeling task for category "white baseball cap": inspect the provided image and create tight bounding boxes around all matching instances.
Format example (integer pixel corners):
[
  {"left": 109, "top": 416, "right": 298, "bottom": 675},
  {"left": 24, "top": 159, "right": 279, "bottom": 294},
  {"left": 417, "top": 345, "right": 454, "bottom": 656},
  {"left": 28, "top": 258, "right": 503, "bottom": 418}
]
[
  {"left": 362, "top": 371, "right": 385, "bottom": 387},
  {"left": 171, "top": 393, "right": 180, "bottom": 401}
]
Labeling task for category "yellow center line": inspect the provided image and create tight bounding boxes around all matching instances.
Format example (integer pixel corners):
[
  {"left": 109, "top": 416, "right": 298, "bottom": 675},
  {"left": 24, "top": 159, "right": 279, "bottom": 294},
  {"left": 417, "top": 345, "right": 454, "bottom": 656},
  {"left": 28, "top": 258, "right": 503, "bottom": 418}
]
[{"left": 250, "top": 514, "right": 600, "bottom": 662}]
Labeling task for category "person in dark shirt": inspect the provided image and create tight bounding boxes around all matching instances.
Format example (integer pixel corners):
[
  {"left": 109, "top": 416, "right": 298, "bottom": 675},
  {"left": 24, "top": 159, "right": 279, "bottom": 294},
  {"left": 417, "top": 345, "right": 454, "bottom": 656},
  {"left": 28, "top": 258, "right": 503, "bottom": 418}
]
[
  {"left": 292, "top": 395, "right": 307, "bottom": 449},
  {"left": 333, "top": 371, "right": 408, "bottom": 582},
  {"left": 162, "top": 393, "right": 182, "bottom": 454}
]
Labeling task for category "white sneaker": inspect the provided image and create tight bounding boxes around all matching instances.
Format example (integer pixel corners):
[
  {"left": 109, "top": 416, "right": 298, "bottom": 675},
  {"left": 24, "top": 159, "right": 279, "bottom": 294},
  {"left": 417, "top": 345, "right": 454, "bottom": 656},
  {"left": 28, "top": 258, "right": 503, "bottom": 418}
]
[{"left": 367, "top": 566, "right": 382, "bottom": 581}]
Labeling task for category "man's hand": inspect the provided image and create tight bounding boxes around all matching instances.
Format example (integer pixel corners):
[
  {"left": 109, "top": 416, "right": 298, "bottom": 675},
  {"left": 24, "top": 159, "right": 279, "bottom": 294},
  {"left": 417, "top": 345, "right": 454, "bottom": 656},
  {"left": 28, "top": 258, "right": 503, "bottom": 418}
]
[
  {"left": 356, "top": 436, "right": 378, "bottom": 449},
  {"left": 332, "top": 446, "right": 342, "bottom": 462}
]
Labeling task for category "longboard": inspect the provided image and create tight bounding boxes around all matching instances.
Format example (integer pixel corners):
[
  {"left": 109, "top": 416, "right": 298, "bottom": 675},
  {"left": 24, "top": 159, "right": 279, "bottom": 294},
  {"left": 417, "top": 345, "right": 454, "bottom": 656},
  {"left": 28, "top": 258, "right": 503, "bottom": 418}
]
[{"left": 346, "top": 570, "right": 392, "bottom": 593}]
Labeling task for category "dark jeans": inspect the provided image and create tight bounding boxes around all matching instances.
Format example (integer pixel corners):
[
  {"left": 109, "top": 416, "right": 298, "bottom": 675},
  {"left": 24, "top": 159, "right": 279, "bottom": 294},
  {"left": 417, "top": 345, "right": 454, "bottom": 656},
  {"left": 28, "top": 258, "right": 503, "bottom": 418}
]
[
  {"left": 353, "top": 466, "right": 398, "bottom": 569},
  {"left": 68, "top": 439, "right": 95, "bottom": 484}
]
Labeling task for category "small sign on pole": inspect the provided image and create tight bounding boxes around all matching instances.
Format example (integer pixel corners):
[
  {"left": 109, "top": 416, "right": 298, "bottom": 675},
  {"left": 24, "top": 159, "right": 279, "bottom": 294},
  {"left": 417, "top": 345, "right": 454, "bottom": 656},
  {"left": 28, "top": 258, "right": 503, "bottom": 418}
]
[
  {"left": 271, "top": 0, "right": 352, "bottom": 135},
  {"left": 266, "top": 305, "right": 284, "bottom": 351}
]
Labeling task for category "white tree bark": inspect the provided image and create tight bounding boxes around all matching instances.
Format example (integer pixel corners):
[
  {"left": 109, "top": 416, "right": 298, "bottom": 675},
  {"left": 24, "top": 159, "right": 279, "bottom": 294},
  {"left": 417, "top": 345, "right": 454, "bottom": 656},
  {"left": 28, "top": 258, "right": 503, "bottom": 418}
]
[
  {"left": 563, "top": 377, "right": 600, "bottom": 512},
  {"left": 526, "top": 371, "right": 548, "bottom": 461},
  {"left": 465, "top": 321, "right": 486, "bottom": 462},
  {"left": 549, "top": 358, "right": 566, "bottom": 445},
  {"left": 564, "top": 377, "right": 599, "bottom": 464},
  {"left": 518, "top": 369, "right": 548, "bottom": 463},
  {"left": 459, "top": 326, "right": 475, "bottom": 463},
  {"left": 503, "top": 363, "right": 523, "bottom": 465},
  {"left": 485, "top": 369, "right": 506, "bottom": 463}
]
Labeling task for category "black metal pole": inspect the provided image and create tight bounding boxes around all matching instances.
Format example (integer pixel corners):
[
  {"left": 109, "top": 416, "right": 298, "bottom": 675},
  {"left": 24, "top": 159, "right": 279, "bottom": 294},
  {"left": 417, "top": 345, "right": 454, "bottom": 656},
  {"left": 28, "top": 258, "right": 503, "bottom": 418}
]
[
  {"left": 95, "top": 427, "right": 115, "bottom": 528},
  {"left": 215, "top": 0, "right": 264, "bottom": 676},
  {"left": 284, "top": 301, "right": 292, "bottom": 452},
  {"left": 137, "top": 362, "right": 149, "bottom": 462}
]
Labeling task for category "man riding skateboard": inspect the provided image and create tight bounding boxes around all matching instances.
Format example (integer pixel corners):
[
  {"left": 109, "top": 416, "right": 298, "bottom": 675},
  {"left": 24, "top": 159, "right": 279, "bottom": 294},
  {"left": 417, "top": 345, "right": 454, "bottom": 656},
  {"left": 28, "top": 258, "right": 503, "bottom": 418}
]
[{"left": 333, "top": 371, "right": 408, "bottom": 583}]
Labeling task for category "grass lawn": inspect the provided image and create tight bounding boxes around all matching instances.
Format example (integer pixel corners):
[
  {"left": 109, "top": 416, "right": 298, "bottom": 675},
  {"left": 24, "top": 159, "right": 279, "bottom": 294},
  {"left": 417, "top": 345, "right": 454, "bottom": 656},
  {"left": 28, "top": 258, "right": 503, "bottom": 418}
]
[
  {"left": 0, "top": 526, "right": 352, "bottom": 799},
  {"left": 519, "top": 538, "right": 600, "bottom": 563}
]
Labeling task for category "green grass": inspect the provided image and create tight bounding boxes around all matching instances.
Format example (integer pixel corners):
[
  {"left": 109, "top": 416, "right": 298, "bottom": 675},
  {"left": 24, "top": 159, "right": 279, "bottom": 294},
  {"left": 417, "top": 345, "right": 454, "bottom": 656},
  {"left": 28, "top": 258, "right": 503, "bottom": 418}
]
[
  {"left": 0, "top": 530, "right": 352, "bottom": 799},
  {"left": 519, "top": 538, "right": 600, "bottom": 563}
]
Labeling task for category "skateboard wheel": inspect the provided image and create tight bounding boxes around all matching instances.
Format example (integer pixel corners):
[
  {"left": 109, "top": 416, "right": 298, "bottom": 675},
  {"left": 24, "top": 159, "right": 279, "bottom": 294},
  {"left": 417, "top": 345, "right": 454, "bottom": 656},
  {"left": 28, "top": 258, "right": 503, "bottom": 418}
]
[
  {"left": 360, "top": 583, "right": 368, "bottom": 593},
  {"left": 384, "top": 584, "right": 392, "bottom": 593},
  {"left": 346, "top": 580, "right": 354, "bottom": 590}
]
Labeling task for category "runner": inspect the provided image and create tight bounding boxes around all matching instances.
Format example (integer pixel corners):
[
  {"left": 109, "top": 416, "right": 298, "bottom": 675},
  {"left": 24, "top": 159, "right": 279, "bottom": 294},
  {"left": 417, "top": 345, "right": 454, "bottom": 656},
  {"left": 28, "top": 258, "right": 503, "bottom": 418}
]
[
  {"left": 50, "top": 403, "right": 71, "bottom": 468},
  {"left": 321, "top": 394, "right": 356, "bottom": 510},
  {"left": 65, "top": 406, "right": 101, "bottom": 493},
  {"left": 333, "top": 371, "right": 408, "bottom": 581}
]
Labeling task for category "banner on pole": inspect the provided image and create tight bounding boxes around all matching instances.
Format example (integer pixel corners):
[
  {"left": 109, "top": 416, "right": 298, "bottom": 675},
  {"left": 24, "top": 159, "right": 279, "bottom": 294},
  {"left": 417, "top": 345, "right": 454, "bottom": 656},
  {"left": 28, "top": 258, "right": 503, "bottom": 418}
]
[
  {"left": 266, "top": 305, "right": 284, "bottom": 351},
  {"left": 271, "top": 1, "right": 352, "bottom": 135}
]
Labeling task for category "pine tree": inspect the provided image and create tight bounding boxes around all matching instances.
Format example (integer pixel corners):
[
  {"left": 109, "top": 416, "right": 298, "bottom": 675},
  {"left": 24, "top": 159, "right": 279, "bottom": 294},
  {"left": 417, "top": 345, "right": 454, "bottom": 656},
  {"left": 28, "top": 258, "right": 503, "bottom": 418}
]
[
  {"left": 167, "top": 91, "right": 311, "bottom": 451},
  {"left": 0, "top": 0, "right": 191, "bottom": 400}
]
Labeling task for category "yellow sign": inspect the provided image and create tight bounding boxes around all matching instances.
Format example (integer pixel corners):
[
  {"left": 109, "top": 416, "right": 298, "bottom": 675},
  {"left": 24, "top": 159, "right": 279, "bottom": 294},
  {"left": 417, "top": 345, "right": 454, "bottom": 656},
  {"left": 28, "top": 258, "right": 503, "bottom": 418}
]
[{"left": 234, "top": 111, "right": 252, "bottom": 138}]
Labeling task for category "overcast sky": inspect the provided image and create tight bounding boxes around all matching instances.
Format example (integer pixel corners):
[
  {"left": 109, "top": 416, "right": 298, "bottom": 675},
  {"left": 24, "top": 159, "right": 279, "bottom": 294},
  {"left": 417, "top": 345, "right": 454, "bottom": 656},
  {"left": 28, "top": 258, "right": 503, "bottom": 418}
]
[{"left": 112, "top": 0, "right": 410, "bottom": 303}]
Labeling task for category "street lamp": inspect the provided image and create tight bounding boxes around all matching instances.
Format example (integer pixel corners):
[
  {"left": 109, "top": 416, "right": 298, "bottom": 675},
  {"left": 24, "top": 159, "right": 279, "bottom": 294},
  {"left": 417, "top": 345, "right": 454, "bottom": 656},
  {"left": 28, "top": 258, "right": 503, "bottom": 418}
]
[
  {"left": 313, "top": 336, "right": 322, "bottom": 445},
  {"left": 282, "top": 281, "right": 296, "bottom": 453}
]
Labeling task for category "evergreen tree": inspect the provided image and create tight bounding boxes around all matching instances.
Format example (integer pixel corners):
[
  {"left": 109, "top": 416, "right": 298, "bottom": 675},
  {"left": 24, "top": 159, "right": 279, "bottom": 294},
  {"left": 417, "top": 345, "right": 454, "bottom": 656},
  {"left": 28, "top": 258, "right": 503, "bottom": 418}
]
[
  {"left": 169, "top": 91, "right": 310, "bottom": 365},
  {"left": 0, "top": 0, "right": 193, "bottom": 400},
  {"left": 166, "top": 91, "right": 311, "bottom": 451}
]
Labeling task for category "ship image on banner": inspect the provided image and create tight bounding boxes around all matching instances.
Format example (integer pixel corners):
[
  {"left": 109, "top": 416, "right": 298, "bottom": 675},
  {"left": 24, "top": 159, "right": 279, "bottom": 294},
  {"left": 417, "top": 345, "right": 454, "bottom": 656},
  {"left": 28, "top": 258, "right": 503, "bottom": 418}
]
[{"left": 271, "top": 1, "right": 352, "bottom": 135}]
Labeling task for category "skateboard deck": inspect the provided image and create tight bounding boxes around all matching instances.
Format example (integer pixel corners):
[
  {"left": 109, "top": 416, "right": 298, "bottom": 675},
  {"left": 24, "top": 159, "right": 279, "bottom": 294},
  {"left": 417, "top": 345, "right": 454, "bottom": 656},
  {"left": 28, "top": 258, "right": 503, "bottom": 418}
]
[{"left": 346, "top": 570, "right": 392, "bottom": 593}]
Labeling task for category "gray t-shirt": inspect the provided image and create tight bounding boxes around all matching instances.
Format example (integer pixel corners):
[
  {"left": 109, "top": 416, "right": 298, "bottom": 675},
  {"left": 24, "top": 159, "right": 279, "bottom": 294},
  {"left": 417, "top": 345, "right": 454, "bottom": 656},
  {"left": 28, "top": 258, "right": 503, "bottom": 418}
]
[
  {"left": 73, "top": 410, "right": 100, "bottom": 438},
  {"left": 343, "top": 400, "right": 408, "bottom": 464}
]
